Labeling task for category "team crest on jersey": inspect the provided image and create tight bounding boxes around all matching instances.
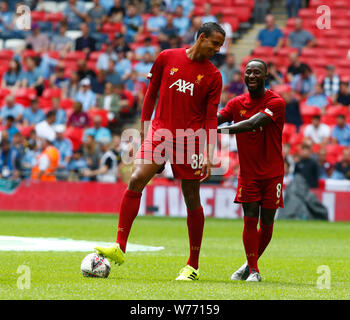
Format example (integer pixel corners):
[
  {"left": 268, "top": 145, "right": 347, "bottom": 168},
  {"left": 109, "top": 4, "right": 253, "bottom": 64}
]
[
  {"left": 170, "top": 67, "right": 178, "bottom": 75},
  {"left": 240, "top": 109, "right": 247, "bottom": 117},
  {"left": 169, "top": 79, "right": 194, "bottom": 96},
  {"left": 194, "top": 170, "right": 201, "bottom": 176},
  {"left": 195, "top": 74, "right": 204, "bottom": 84}
]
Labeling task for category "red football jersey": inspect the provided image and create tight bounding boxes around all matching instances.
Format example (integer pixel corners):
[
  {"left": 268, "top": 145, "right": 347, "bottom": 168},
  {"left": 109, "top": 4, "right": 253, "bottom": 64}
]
[
  {"left": 219, "top": 89, "right": 286, "bottom": 180},
  {"left": 141, "top": 48, "right": 222, "bottom": 139}
]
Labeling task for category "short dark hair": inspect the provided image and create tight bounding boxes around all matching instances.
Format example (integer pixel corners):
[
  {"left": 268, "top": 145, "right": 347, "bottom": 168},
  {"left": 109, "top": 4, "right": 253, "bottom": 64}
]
[
  {"left": 197, "top": 22, "right": 226, "bottom": 40},
  {"left": 247, "top": 58, "right": 268, "bottom": 74},
  {"left": 46, "top": 110, "right": 56, "bottom": 119}
]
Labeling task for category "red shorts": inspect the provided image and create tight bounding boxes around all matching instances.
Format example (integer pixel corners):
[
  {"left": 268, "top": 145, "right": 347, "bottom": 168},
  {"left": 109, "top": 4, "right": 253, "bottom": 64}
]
[
  {"left": 235, "top": 175, "right": 284, "bottom": 209},
  {"left": 135, "top": 128, "right": 205, "bottom": 180}
]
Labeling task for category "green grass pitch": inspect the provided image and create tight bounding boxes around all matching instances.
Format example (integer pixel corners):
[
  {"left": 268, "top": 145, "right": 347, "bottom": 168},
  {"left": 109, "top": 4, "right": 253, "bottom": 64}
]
[{"left": 0, "top": 211, "right": 349, "bottom": 300}]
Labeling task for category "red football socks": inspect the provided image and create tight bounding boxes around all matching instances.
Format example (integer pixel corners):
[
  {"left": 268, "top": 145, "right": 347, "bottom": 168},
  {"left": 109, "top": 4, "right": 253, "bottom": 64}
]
[
  {"left": 116, "top": 189, "right": 142, "bottom": 253},
  {"left": 243, "top": 216, "right": 259, "bottom": 273},
  {"left": 258, "top": 221, "right": 274, "bottom": 258},
  {"left": 186, "top": 206, "right": 205, "bottom": 270}
]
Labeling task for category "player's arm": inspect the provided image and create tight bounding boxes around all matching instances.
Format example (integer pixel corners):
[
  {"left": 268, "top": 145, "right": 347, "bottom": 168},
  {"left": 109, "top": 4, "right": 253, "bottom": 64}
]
[
  {"left": 217, "top": 112, "right": 272, "bottom": 134},
  {"left": 140, "top": 52, "right": 165, "bottom": 142}
]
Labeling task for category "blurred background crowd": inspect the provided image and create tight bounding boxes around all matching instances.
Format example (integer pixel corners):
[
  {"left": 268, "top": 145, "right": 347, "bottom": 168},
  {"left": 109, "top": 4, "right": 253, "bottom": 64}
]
[{"left": 0, "top": 0, "right": 350, "bottom": 188}]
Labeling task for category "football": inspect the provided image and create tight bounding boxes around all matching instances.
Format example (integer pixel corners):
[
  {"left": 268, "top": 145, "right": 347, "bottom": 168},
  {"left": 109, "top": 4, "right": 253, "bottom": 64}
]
[{"left": 81, "top": 253, "right": 111, "bottom": 278}]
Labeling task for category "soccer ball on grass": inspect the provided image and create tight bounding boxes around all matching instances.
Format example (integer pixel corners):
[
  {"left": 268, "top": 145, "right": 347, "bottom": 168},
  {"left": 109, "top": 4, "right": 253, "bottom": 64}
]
[{"left": 81, "top": 253, "right": 111, "bottom": 278}]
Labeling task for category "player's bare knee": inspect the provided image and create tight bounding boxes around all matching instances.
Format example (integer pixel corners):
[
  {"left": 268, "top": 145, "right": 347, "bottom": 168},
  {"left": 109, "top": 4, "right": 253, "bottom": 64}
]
[{"left": 128, "top": 171, "right": 147, "bottom": 192}]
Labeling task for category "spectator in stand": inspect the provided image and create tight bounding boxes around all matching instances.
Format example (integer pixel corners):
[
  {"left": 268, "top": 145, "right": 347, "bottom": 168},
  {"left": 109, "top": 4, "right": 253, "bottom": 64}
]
[
  {"left": 333, "top": 148, "right": 350, "bottom": 180},
  {"left": 105, "top": 59, "right": 123, "bottom": 86},
  {"left": 169, "top": 0, "right": 194, "bottom": 18},
  {"left": 25, "top": 23, "right": 49, "bottom": 53},
  {"left": 1, "top": 59, "right": 21, "bottom": 88},
  {"left": 332, "top": 114, "right": 350, "bottom": 146},
  {"left": 287, "top": 51, "right": 308, "bottom": 82},
  {"left": 113, "top": 32, "right": 131, "bottom": 55},
  {"left": 0, "top": 95, "right": 24, "bottom": 124},
  {"left": 158, "top": 13, "right": 179, "bottom": 48},
  {"left": 304, "top": 114, "right": 331, "bottom": 145},
  {"left": 0, "top": 1, "right": 14, "bottom": 33},
  {"left": 76, "top": 59, "right": 96, "bottom": 82},
  {"left": 75, "top": 78, "right": 97, "bottom": 112},
  {"left": 67, "top": 101, "right": 90, "bottom": 128},
  {"left": 49, "top": 62, "right": 70, "bottom": 91},
  {"left": 135, "top": 36, "right": 157, "bottom": 61},
  {"left": 0, "top": 139, "right": 21, "bottom": 180},
  {"left": 219, "top": 53, "right": 239, "bottom": 87},
  {"left": 53, "top": 124, "right": 73, "bottom": 174},
  {"left": 17, "top": 57, "right": 44, "bottom": 96},
  {"left": 287, "top": 17, "right": 315, "bottom": 52},
  {"left": 35, "top": 110, "right": 57, "bottom": 143},
  {"left": 281, "top": 89, "right": 303, "bottom": 131},
  {"left": 305, "top": 83, "right": 330, "bottom": 110},
  {"left": 88, "top": 0, "right": 107, "bottom": 28},
  {"left": 201, "top": 3, "right": 217, "bottom": 24},
  {"left": 108, "top": 0, "right": 125, "bottom": 23},
  {"left": 91, "top": 70, "right": 108, "bottom": 95},
  {"left": 4, "top": 116, "right": 19, "bottom": 142},
  {"left": 173, "top": 5, "right": 190, "bottom": 37},
  {"left": 294, "top": 143, "right": 319, "bottom": 188},
  {"left": 317, "top": 148, "right": 334, "bottom": 179},
  {"left": 291, "top": 63, "right": 317, "bottom": 98},
  {"left": 51, "top": 97, "right": 67, "bottom": 125},
  {"left": 21, "top": 136, "right": 39, "bottom": 179},
  {"left": 336, "top": 81, "right": 350, "bottom": 106},
  {"left": 83, "top": 115, "right": 112, "bottom": 144},
  {"left": 253, "top": 0, "right": 270, "bottom": 23},
  {"left": 63, "top": 0, "right": 88, "bottom": 29},
  {"left": 82, "top": 137, "right": 120, "bottom": 183},
  {"left": 99, "top": 0, "right": 114, "bottom": 12},
  {"left": 64, "top": 71, "right": 80, "bottom": 100},
  {"left": 256, "top": 14, "right": 283, "bottom": 53},
  {"left": 183, "top": 15, "right": 202, "bottom": 45},
  {"left": 75, "top": 22, "right": 96, "bottom": 55},
  {"left": 125, "top": 69, "right": 146, "bottom": 111},
  {"left": 82, "top": 134, "right": 101, "bottom": 178},
  {"left": 286, "top": 0, "right": 302, "bottom": 18},
  {"left": 115, "top": 48, "right": 132, "bottom": 82},
  {"left": 146, "top": 4, "right": 167, "bottom": 36},
  {"left": 218, "top": 88, "right": 231, "bottom": 111},
  {"left": 133, "top": 52, "right": 153, "bottom": 83},
  {"left": 67, "top": 148, "right": 90, "bottom": 181},
  {"left": 213, "top": 13, "right": 233, "bottom": 68},
  {"left": 265, "top": 61, "right": 284, "bottom": 89},
  {"left": 123, "top": 3, "right": 143, "bottom": 43},
  {"left": 227, "top": 71, "right": 245, "bottom": 97},
  {"left": 97, "top": 82, "right": 128, "bottom": 121},
  {"left": 50, "top": 22, "right": 73, "bottom": 53},
  {"left": 96, "top": 41, "right": 118, "bottom": 71},
  {"left": 23, "top": 97, "right": 45, "bottom": 126},
  {"left": 322, "top": 65, "right": 340, "bottom": 102}
]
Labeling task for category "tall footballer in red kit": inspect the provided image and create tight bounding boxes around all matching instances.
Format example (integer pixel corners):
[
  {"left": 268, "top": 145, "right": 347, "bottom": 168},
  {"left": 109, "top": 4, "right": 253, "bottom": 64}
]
[
  {"left": 95, "top": 23, "right": 225, "bottom": 280},
  {"left": 218, "top": 59, "right": 286, "bottom": 282}
]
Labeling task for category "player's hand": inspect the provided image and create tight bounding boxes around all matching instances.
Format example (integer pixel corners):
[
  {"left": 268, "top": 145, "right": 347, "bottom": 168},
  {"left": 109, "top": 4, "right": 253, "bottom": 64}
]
[{"left": 200, "top": 162, "right": 211, "bottom": 183}]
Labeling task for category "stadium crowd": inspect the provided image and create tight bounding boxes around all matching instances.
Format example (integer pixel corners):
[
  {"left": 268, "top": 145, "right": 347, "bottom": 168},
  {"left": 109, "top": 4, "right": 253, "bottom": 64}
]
[{"left": 0, "top": 0, "right": 350, "bottom": 186}]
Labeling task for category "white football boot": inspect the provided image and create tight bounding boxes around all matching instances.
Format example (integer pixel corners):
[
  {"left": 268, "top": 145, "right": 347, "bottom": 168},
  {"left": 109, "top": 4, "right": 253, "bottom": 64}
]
[
  {"left": 230, "top": 261, "right": 250, "bottom": 281},
  {"left": 246, "top": 270, "right": 262, "bottom": 282}
]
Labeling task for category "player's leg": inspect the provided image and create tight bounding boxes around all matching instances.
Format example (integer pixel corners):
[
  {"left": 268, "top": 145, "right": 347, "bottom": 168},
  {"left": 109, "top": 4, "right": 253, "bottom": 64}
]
[
  {"left": 176, "top": 179, "right": 203, "bottom": 280},
  {"left": 116, "top": 161, "right": 164, "bottom": 252},
  {"left": 258, "top": 208, "right": 276, "bottom": 259},
  {"left": 95, "top": 161, "right": 163, "bottom": 264}
]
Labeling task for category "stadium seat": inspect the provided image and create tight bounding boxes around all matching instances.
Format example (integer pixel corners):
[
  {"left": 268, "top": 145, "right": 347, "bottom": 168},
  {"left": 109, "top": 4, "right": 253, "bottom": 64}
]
[
  {"left": 101, "top": 22, "right": 122, "bottom": 34},
  {"left": 234, "top": 7, "right": 252, "bottom": 23},
  {"left": 64, "top": 51, "right": 87, "bottom": 62},
  {"left": 0, "top": 88, "right": 11, "bottom": 99},
  {"left": 42, "top": 88, "right": 62, "bottom": 99},
  {"left": 45, "top": 12, "right": 65, "bottom": 24},
  {"left": 224, "top": 16, "right": 239, "bottom": 32},
  {"left": 298, "top": 8, "right": 315, "bottom": 20},
  {"left": 325, "top": 105, "right": 349, "bottom": 117},
  {"left": 4, "top": 39, "right": 25, "bottom": 51},
  {"left": 87, "top": 108, "right": 109, "bottom": 127},
  {"left": 326, "top": 144, "right": 345, "bottom": 164},
  {"left": 14, "top": 88, "right": 37, "bottom": 107},
  {"left": 39, "top": 96, "right": 53, "bottom": 109},
  {"left": 321, "top": 114, "right": 337, "bottom": 126},
  {"left": 31, "top": 11, "right": 46, "bottom": 23},
  {"left": 253, "top": 46, "right": 274, "bottom": 57},
  {"left": 0, "top": 50, "right": 14, "bottom": 60},
  {"left": 64, "top": 127, "right": 84, "bottom": 151},
  {"left": 18, "top": 125, "right": 34, "bottom": 138},
  {"left": 300, "top": 104, "right": 321, "bottom": 124},
  {"left": 282, "top": 123, "right": 297, "bottom": 144},
  {"left": 60, "top": 98, "right": 74, "bottom": 110}
]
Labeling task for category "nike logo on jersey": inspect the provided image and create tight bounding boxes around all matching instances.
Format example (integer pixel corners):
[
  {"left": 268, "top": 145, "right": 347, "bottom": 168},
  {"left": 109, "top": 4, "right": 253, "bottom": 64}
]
[{"left": 169, "top": 79, "right": 194, "bottom": 96}]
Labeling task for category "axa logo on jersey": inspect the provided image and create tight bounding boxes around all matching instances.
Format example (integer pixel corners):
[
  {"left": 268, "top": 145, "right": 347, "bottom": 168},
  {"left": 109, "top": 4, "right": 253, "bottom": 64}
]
[{"left": 169, "top": 79, "right": 194, "bottom": 96}]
